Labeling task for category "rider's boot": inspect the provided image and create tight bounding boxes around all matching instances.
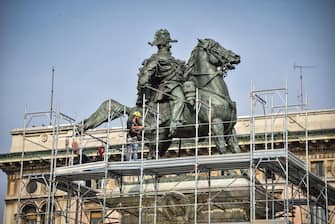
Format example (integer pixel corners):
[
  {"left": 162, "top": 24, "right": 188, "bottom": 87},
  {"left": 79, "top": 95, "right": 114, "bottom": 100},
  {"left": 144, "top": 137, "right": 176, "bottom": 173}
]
[{"left": 169, "top": 86, "right": 185, "bottom": 137}]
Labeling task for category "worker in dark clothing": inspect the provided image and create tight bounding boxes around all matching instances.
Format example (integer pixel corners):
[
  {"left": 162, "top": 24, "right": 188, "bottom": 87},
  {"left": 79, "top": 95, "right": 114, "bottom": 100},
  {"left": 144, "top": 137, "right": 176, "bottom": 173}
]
[{"left": 126, "top": 111, "right": 144, "bottom": 161}]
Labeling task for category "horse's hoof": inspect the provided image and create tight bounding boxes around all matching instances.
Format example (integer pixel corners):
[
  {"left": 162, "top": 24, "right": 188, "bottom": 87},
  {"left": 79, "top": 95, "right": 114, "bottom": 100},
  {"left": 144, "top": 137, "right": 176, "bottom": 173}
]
[
  {"left": 169, "top": 128, "right": 176, "bottom": 137},
  {"left": 217, "top": 147, "right": 227, "bottom": 154}
]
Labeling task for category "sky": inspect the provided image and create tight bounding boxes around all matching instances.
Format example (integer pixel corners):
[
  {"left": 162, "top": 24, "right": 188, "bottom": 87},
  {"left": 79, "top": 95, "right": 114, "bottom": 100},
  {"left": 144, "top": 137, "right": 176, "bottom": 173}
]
[{"left": 0, "top": 0, "right": 335, "bottom": 220}]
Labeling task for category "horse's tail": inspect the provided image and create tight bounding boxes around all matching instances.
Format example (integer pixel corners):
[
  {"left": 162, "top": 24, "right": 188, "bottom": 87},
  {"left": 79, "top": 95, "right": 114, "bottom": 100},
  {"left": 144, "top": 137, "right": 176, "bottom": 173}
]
[{"left": 82, "top": 99, "right": 132, "bottom": 131}]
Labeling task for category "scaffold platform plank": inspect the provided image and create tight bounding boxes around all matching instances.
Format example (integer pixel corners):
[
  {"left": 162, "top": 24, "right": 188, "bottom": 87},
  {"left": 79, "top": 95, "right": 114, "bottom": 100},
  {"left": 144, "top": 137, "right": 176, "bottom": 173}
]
[
  {"left": 55, "top": 149, "right": 285, "bottom": 177},
  {"left": 53, "top": 149, "right": 335, "bottom": 205}
]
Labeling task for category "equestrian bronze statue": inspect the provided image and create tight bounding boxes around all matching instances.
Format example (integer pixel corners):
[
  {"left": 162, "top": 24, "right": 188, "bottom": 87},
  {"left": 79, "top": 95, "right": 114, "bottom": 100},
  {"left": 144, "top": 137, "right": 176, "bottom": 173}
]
[{"left": 81, "top": 29, "right": 241, "bottom": 159}]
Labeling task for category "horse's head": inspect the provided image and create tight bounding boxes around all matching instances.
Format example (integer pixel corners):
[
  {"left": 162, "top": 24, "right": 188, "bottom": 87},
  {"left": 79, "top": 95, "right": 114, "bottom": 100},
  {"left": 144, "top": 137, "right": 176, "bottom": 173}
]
[{"left": 197, "top": 38, "right": 240, "bottom": 71}]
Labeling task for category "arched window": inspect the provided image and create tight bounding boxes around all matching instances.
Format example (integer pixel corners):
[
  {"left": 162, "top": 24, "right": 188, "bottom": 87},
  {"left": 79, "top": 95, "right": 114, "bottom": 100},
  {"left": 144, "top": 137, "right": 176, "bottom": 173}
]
[{"left": 21, "top": 204, "right": 37, "bottom": 224}]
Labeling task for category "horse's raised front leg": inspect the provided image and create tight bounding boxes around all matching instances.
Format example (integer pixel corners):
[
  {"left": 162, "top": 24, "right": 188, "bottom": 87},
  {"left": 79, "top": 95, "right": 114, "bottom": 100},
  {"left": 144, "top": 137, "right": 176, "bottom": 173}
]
[
  {"left": 211, "top": 118, "right": 227, "bottom": 154},
  {"left": 83, "top": 100, "right": 110, "bottom": 131}
]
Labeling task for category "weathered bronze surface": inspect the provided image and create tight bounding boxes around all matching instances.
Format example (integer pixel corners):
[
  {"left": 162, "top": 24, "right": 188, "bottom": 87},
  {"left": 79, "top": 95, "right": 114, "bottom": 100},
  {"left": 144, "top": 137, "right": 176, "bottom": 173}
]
[{"left": 81, "top": 29, "right": 241, "bottom": 159}]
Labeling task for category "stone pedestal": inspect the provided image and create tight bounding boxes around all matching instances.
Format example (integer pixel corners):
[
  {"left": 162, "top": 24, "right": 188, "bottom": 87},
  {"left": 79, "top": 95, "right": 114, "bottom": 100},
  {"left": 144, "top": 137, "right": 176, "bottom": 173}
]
[{"left": 101, "top": 175, "right": 283, "bottom": 223}]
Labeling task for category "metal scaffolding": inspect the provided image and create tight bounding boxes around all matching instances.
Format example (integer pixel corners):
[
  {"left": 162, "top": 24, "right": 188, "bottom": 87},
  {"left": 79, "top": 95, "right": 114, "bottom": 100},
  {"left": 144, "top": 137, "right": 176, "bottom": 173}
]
[
  {"left": 15, "top": 109, "right": 77, "bottom": 224},
  {"left": 14, "top": 86, "right": 335, "bottom": 224}
]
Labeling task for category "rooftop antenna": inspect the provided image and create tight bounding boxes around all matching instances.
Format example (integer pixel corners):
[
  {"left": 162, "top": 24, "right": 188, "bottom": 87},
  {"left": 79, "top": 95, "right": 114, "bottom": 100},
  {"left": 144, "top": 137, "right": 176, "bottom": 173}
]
[
  {"left": 293, "top": 63, "right": 314, "bottom": 109},
  {"left": 50, "top": 66, "right": 55, "bottom": 125}
]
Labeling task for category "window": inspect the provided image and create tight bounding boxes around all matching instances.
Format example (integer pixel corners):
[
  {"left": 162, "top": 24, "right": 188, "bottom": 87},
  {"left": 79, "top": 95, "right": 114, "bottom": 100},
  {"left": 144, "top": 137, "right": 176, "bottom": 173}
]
[
  {"left": 21, "top": 204, "right": 37, "bottom": 224},
  {"left": 90, "top": 211, "right": 103, "bottom": 224},
  {"left": 26, "top": 180, "right": 38, "bottom": 194},
  {"left": 311, "top": 161, "right": 324, "bottom": 177}
]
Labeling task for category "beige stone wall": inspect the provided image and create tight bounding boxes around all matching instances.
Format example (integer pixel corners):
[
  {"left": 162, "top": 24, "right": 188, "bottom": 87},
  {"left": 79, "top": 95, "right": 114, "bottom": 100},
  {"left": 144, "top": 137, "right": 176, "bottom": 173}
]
[
  {"left": 2, "top": 109, "right": 335, "bottom": 223},
  {"left": 235, "top": 109, "right": 335, "bottom": 135},
  {"left": 10, "top": 109, "right": 335, "bottom": 153},
  {"left": 10, "top": 126, "right": 127, "bottom": 153}
]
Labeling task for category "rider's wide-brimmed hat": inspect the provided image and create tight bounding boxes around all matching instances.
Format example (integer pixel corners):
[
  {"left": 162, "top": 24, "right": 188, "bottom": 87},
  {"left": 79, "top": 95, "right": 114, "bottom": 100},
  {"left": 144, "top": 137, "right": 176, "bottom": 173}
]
[{"left": 148, "top": 29, "right": 177, "bottom": 46}]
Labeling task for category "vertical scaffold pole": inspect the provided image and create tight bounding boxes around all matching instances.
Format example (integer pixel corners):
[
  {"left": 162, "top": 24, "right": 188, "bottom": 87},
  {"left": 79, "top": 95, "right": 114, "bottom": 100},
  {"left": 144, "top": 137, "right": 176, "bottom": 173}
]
[
  {"left": 265, "top": 168, "right": 269, "bottom": 221},
  {"left": 291, "top": 183, "right": 294, "bottom": 224},
  {"left": 50, "top": 67, "right": 55, "bottom": 125},
  {"left": 121, "top": 105, "right": 127, "bottom": 162},
  {"left": 194, "top": 88, "right": 199, "bottom": 224},
  {"left": 264, "top": 95, "right": 268, "bottom": 151},
  {"left": 47, "top": 107, "right": 59, "bottom": 224},
  {"left": 271, "top": 95, "right": 274, "bottom": 150},
  {"left": 56, "top": 113, "right": 76, "bottom": 224},
  {"left": 208, "top": 97, "right": 212, "bottom": 156},
  {"left": 270, "top": 95, "right": 275, "bottom": 218},
  {"left": 325, "top": 174, "right": 329, "bottom": 224},
  {"left": 74, "top": 192, "right": 79, "bottom": 224},
  {"left": 271, "top": 172, "right": 275, "bottom": 220},
  {"left": 79, "top": 196, "right": 83, "bottom": 224},
  {"left": 284, "top": 81, "right": 289, "bottom": 223},
  {"left": 102, "top": 99, "right": 112, "bottom": 223},
  {"left": 15, "top": 108, "right": 27, "bottom": 224},
  {"left": 208, "top": 96, "right": 212, "bottom": 223},
  {"left": 250, "top": 81, "right": 255, "bottom": 223},
  {"left": 79, "top": 119, "right": 84, "bottom": 224},
  {"left": 207, "top": 171, "right": 211, "bottom": 224},
  {"left": 74, "top": 120, "right": 84, "bottom": 224},
  {"left": 154, "top": 175, "right": 158, "bottom": 224},
  {"left": 50, "top": 108, "right": 60, "bottom": 224},
  {"left": 156, "top": 103, "right": 160, "bottom": 160},
  {"left": 65, "top": 178, "right": 71, "bottom": 224},
  {"left": 305, "top": 109, "right": 310, "bottom": 224},
  {"left": 139, "top": 94, "right": 146, "bottom": 224},
  {"left": 46, "top": 111, "right": 54, "bottom": 224},
  {"left": 154, "top": 102, "right": 159, "bottom": 224}
]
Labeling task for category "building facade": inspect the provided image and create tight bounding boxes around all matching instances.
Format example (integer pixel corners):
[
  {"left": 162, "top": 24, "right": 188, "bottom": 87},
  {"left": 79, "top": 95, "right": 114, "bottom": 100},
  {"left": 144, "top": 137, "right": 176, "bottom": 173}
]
[{"left": 0, "top": 109, "right": 334, "bottom": 223}]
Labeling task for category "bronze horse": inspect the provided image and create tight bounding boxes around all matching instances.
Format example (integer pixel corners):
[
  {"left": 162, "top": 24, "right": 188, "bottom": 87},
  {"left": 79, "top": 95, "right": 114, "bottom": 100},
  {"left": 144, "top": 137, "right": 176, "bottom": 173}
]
[{"left": 81, "top": 39, "right": 240, "bottom": 159}]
